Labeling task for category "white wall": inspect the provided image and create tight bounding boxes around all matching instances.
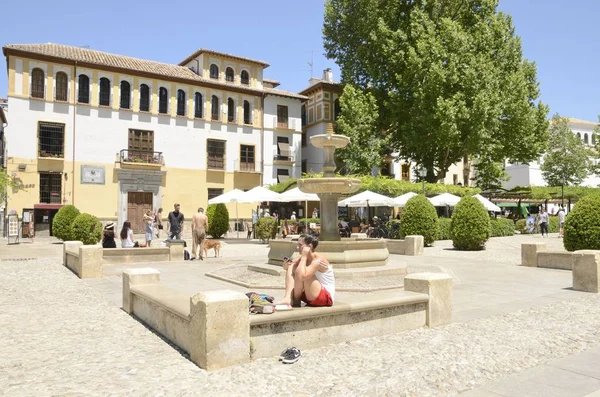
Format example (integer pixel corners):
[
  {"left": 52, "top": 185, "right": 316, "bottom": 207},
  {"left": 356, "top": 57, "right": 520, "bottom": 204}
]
[{"left": 7, "top": 97, "right": 262, "bottom": 171}]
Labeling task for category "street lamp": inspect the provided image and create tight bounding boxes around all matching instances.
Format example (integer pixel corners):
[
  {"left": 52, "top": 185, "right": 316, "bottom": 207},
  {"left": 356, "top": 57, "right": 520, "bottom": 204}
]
[{"left": 418, "top": 166, "right": 427, "bottom": 195}]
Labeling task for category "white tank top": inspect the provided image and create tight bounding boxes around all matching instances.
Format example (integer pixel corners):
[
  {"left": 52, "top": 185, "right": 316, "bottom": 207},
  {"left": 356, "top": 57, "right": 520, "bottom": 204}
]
[{"left": 315, "top": 261, "right": 335, "bottom": 302}]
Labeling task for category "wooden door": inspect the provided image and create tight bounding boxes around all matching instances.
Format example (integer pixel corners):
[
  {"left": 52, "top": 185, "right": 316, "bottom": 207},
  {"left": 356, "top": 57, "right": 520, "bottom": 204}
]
[{"left": 127, "top": 192, "right": 153, "bottom": 233}]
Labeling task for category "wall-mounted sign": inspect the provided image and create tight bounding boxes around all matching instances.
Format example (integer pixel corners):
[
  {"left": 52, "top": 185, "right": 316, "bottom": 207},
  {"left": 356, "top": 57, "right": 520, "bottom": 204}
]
[{"left": 81, "top": 165, "right": 105, "bottom": 184}]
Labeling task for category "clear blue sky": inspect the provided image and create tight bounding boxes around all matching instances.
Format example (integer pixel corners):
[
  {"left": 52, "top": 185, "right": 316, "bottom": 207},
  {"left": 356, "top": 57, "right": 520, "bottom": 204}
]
[{"left": 1, "top": 0, "right": 599, "bottom": 121}]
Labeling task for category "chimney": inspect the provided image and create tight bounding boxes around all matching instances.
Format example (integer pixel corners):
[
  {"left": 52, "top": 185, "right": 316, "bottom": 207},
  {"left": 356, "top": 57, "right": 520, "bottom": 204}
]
[{"left": 322, "top": 68, "right": 333, "bottom": 82}]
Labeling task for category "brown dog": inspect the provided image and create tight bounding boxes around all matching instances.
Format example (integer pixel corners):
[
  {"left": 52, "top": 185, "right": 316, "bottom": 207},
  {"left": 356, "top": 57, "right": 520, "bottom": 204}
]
[{"left": 203, "top": 240, "right": 222, "bottom": 258}]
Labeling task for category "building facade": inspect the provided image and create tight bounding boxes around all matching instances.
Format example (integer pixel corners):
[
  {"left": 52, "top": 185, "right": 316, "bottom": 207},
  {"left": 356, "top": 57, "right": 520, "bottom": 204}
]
[
  {"left": 503, "top": 118, "right": 599, "bottom": 189},
  {"left": 2, "top": 43, "right": 304, "bottom": 235}
]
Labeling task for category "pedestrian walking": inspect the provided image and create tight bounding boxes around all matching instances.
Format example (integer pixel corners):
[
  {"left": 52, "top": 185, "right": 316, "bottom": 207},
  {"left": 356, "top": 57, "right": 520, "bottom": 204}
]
[
  {"left": 538, "top": 208, "right": 549, "bottom": 238},
  {"left": 167, "top": 204, "right": 185, "bottom": 240}
]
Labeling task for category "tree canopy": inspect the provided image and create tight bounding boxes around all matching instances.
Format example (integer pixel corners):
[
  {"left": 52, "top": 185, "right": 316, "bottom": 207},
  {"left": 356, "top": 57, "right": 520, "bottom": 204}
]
[
  {"left": 541, "top": 115, "right": 593, "bottom": 187},
  {"left": 323, "top": 0, "right": 549, "bottom": 182}
]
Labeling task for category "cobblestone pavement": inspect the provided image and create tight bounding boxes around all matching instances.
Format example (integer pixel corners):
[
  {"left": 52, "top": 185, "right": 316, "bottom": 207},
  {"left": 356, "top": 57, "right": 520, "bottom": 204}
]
[{"left": 3, "top": 247, "right": 600, "bottom": 396}]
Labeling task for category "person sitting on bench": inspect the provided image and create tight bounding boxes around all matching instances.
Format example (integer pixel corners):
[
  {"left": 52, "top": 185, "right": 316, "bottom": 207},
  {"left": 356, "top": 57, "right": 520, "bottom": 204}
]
[{"left": 280, "top": 234, "right": 335, "bottom": 307}]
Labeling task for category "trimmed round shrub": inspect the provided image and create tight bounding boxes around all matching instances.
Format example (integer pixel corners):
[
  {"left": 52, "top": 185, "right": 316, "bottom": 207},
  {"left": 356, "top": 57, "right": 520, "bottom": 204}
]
[
  {"left": 207, "top": 204, "right": 230, "bottom": 238},
  {"left": 400, "top": 195, "right": 438, "bottom": 246},
  {"left": 548, "top": 216, "right": 559, "bottom": 233},
  {"left": 564, "top": 196, "right": 600, "bottom": 251},
  {"left": 450, "top": 196, "right": 491, "bottom": 250},
  {"left": 386, "top": 220, "right": 402, "bottom": 239},
  {"left": 436, "top": 218, "right": 452, "bottom": 240},
  {"left": 71, "top": 213, "right": 102, "bottom": 245},
  {"left": 52, "top": 205, "right": 80, "bottom": 241},
  {"left": 255, "top": 217, "right": 278, "bottom": 243},
  {"left": 515, "top": 219, "right": 527, "bottom": 234},
  {"left": 490, "top": 218, "right": 515, "bottom": 237}
]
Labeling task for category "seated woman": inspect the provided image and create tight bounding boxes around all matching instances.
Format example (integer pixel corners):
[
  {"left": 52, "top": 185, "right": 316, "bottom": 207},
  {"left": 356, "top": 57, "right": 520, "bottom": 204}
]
[
  {"left": 102, "top": 222, "right": 117, "bottom": 248},
  {"left": 119, "top": 221, "right": 139, "bottom": 248}
]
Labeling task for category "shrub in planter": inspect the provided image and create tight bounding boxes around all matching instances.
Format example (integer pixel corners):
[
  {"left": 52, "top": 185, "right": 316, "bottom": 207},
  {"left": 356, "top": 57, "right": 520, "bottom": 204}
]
[
  {"left": 400, "top": 195, "right": 438, "bottom": 246},
  {"left": 436, "top": 218, "right": 452, "bottom": 240},
  {"left": 255, "top": 217, "right": 278, "bottom": 242},
  {"left": 52, "top": 205, "right": 80, "bottom": 241},
  {"left": 490, "top": 218, "right": 515, "bottom": 237},
  {"left": 386, "top": 220, "right": 402, "bottom": 239},
  {"left": 450, "top": 196, "right": 491, "bottom": 250},
  {"left": 71, "top": 213, "right": 102, "bottom": 245},
  {"left": 206, "top": 204, "right": 229, "bottom": 238},
  {"left": 564, "top": 195, "right": 600, "bottom": 251},
  {"left": 515, "top": 219, "right": 527, "bottom": 234},
  {"left": 548, "top": 216, "right": 559, "bottom": 233}
]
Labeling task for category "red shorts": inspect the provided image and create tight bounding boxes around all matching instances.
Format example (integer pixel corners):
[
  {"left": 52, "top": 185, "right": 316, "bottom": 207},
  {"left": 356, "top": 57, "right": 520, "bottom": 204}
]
[{"left": 301, "top": 287, "right": 333, "bottom": 307}]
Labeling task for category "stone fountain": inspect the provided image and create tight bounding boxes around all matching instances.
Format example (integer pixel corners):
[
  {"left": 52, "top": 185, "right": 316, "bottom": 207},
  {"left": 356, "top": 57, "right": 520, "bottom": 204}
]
[{"left": 267, "top": 130, "right": 391, "bottom": 269}]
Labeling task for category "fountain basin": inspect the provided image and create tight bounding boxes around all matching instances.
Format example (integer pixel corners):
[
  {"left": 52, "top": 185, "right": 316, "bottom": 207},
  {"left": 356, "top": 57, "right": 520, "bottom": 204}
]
[
  {"left": 298, "top": 178, "right": 361, "bottom": 195},
  {"left": 310, "top": 134, "right": 350, "bottom": 149},
  {"left": 268, "top": 239, "right": 389, "bottom": 268}
]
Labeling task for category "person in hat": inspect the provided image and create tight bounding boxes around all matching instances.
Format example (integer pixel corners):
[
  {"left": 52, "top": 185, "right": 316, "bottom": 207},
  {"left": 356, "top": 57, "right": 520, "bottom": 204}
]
[
  {"left": 102, "top": 222, "right": 117, "bottom": 249},
  {"left": 290, "top": 211, "right": 297, "bottom": 221},
  {"left": 263, "top": 209, "right": 271, "bottom": 218}
]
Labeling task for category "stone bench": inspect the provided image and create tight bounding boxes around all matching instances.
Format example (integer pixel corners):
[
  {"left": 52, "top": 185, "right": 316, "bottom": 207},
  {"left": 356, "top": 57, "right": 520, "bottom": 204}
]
[
  {"left": 385, "top": 235, "right": 424, "bottom": 256},
  {"left": 572, "top": 250, "right": 600, "bottom": 293},
  {"left": 63, "top": 240, "right": 186, "bottom": 279},
  {"left": 122, "top": 269, "right": 452, "bottom": 370},
  {"left": 521, "top": 243, "right": 574, "bottom": 270}
]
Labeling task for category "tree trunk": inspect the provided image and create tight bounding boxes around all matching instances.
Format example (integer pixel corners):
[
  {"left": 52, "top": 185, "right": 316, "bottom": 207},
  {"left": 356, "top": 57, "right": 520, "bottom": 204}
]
[{"left": 463, "top": 156, "right": 470, "bottom": 187}]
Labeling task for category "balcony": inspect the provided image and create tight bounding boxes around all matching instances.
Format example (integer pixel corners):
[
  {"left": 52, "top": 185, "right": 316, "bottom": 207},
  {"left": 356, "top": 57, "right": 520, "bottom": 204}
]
[
  {"left": 272, "top": 117, "right": 297, "bottom": 131},
  {"left": 234, "top": 160, "right": 262, "bottom": 173},
  {"left": 273, "top": 149, "right": 295, "bottom": 164},
  {"left": 119, "top": 149, "right": 164, "bottom": 170}
]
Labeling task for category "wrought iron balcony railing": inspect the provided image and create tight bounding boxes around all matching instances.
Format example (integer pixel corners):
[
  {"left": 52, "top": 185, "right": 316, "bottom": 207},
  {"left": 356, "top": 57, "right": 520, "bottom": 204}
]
[{"left": 120, "top": 149, "right": 164, "bottom": 165}]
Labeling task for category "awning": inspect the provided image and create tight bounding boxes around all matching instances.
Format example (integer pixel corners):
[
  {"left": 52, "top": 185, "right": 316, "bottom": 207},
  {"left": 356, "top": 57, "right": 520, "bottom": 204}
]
[
  {"left": 277, "top": 174, "right": 290, "bottom": 183},
  {"left": 497, "top": 202, "right": 519, "bottom": 208},
  {"left": 277, "top": 142, "right": 291, "bottom": 157},
  {"left": 34, "top": 204, "right": 63, "bottom": 210}
]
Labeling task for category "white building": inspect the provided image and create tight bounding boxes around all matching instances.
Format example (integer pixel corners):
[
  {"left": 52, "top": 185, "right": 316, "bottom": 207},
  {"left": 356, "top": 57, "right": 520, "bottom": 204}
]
[
  {"left": 2, "top": 43, "right": 304, "bottom": 234},
  {"left": 503, "top": 118, "right": 599, "bottom": 189}
]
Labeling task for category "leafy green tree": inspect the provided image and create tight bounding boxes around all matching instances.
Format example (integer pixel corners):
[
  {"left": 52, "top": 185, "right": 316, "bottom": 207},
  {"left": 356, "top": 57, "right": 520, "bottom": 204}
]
[
  {"left": 323, "top": 0, "right": 549, "bottom": 182},
  {"left": 335, "top": 84, "right": 388, "bottom": 174},
  {"left": 206, "top": 204, "right": 229, "bottom": 238},
  {"left": 0, "top": 169, "right": 23, "bottom": 204},
  {"left": 52, "top": 205, "right": 80, "bottom": 241},
  {"left": 541, "top": 115, "right": 592, "bottom": 187},
  {"left": 71, "top": 213, "right": 102, "bottom": 245},
  {"left": 472, "top": 157, "right": 509, "bottom": 190}
]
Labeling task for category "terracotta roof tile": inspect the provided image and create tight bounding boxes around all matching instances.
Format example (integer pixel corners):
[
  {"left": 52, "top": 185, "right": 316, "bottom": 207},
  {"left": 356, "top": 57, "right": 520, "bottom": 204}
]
[{"left": 179, "top": 48, "right": 269, "bottom": 68}]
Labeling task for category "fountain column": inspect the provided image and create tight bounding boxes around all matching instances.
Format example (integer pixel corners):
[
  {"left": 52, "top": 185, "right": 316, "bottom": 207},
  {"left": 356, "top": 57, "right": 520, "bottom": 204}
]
[{"left": 298, "top": 131, "right": 360, "bottom": 241}]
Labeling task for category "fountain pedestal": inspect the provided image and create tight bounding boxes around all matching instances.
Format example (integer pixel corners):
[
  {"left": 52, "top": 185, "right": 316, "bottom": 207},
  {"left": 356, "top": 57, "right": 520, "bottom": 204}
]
[{"left": 318, "top": 193, "right": 342, "bottom": 241}]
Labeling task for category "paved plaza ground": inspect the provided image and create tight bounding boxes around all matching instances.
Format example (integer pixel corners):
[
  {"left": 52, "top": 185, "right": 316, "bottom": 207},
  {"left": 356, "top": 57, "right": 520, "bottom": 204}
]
[{"left": 2, "top": 233, "right": 600, "bottom": 396}]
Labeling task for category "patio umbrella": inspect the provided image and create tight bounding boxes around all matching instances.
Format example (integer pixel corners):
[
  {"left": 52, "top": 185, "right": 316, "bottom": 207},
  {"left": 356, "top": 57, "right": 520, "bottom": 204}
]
[
  {"left": 279, "top": 187, "right": 320, "bottom": 231},
  {"left": 473, "top": 194, "right": 501, "bottom": 212},
  {"left": 242, "top": 186, "right": 282, "bottom": 203},
  {"left": 392, "top": 192, "right": 418, "bottom": 207},
  {"left": 208, "top": 189, "right": 248, "bottom": 238},
  {"left": 338, "top": 190, "right": 393, "bottom": 224},
  {"left": 428, "top": 193, "right": 461, "bottom": 207}
]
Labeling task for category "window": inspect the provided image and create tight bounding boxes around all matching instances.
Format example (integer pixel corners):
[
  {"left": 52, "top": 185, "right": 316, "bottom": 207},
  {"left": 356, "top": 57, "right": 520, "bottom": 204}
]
[
  {"left": 277, "top": 105, "right": 288, "bottom": 128},
  {"left": 99, "top": 77, "right": 111, "bottom": 106},
  {"left": 207, "top": 139, "right": 226, "bottom": 170},
  {"left": 31, "top": 68, "right": 45, "bottom": 98},
  {"left": 401, "top": 164, "right": 410, "bottom": 181},
  {"left": 120, "top": 81, "right": 131, "bottom": 109},
  {"left": 211, "top": 95, "right": 219, "bottom": 121},
  {"left": 177, "top": 89, "right": 186, "bottom": 116},
  {"left": 577, "top": 132, "right": 581, "bottom": 139},
  {"left": 276, "top": 136, "right": 291, "bottom": 160},
  {"left": 381, "top": 162, "right": 393, "bottom": 177},
  {"left": 39, "top": 173, "right": 62, "bottom": 204},
  {"left": 243, "top": 100, "right": 251, "bottom": 124},
  {"left": 227, "top": 98, "right": 235, "bottom": 122},
  {"left": 38, "top": 122, "right": 65, "bottom": 158},
  {"left": 334, "top": 98, "right": 341, "bottom": 121},
  {"left": 55, "top": 72, "right": 68, "bottom": 102},
  {"left": 301, "top": 132, "right": 307, "bottom": 147},
  {"left": 584, "top": 133, "right": 589, "bottom": 144},
  {"left": 127, "top": 129, "right": 155, "bottom": 163},
  {"left": 78, "top": 74, "right": 90, "bottom": 103},
  {"left": 208, "top": 188, "right": 224, "bottom": 201},
  {"left": 302, "top": 160, "right": 307, "bottom": 173},
  {"left": 225, "top": 67, "right": 234, "bottom": 82},
  {"left": 301, "top": 104, "right": 307, "bottom": 127},
  {"left": 240, "top": 145, "right": 255, "bottom": 171},
  {"left": 241, "top": 70, "right": 249, "bottom": 85},
  {"left": 277, "top": 168, "right": 290, "bottom": 183},
  {"left": 210, "top": 64, "right": 219, "bottom": 79},
  {"left": 453, "top": 174, "right": 459, "bottom": 185},
  {"left": 194, "top": 92, "right": 203, "bottom": 118},
  {"left": 139, "top": 84, "right": 150, "bottom": 112},
  {"left": 159, "top": 87, "right": 168, "bottom": 114}
]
